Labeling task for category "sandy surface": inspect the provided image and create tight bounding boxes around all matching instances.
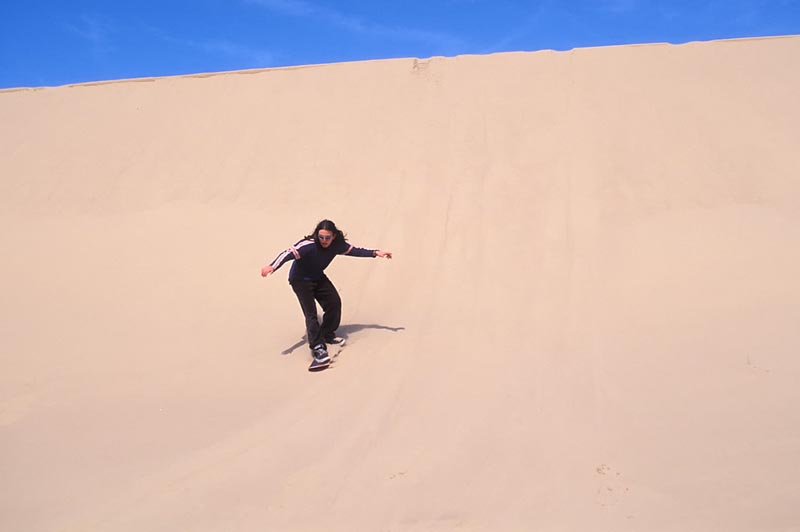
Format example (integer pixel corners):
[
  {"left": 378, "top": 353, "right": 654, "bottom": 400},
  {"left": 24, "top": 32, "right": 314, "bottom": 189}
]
[{"left": 1, "top": 36, "right": 800, "bottom": 531}]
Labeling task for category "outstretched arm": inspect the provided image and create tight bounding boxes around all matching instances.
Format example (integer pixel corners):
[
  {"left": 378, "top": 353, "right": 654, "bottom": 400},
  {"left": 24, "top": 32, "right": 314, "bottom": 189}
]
[
  {"left": 344, "top": 245, "right": 392, "bottom": 259},
  {"left": 261, "top": 244, "right": 300, "bottom": 277}
]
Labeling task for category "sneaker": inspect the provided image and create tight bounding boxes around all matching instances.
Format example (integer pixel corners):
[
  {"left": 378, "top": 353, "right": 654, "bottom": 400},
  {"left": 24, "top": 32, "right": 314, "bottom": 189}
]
[
  {"left": 312, "top": 343, "right": 330, "bottom": 364},
  {"left": 325, "top": 336, "right": 346, "bottom": 347}
]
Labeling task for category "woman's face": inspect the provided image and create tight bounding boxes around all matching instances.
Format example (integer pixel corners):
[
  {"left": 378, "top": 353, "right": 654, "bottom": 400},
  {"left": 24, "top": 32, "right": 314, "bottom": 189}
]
[{"left": 317, "top": 229, "right": 335, "bottom": 248}]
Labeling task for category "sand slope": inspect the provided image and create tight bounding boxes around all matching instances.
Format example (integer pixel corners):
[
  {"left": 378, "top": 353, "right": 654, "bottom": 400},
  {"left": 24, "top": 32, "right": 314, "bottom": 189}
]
[{"left": 1, "top": 36, "right": 800, "bottom": 531}]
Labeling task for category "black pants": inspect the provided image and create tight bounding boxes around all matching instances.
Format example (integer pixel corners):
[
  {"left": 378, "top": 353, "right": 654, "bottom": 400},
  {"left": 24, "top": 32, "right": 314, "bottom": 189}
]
[{"left": 290, "top": 276, "right": 342, "bottom": 349}]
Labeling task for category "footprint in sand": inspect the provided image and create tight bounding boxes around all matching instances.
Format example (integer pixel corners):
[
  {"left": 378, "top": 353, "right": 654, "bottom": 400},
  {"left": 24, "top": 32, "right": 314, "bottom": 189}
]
[{"left": 595, "top": 463, "right": 631, "bottom": 510}]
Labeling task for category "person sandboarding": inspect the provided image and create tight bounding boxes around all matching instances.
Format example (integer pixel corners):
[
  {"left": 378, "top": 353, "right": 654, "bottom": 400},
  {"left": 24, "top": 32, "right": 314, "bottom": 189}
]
[{"left": 261, "top": 219, "right": 392, "bottom": 371}]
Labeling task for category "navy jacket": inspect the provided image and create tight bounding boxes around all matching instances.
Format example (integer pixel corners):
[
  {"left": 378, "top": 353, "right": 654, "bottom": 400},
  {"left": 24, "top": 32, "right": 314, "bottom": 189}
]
[{"left": 270, "top": 238, "right": 375, "bottom": 282}]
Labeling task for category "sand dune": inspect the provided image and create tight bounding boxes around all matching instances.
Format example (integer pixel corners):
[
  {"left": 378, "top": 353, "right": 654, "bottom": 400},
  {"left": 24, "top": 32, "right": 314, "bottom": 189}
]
[{"left": 2, "top": 36, "right": 800, "bottom": 531}]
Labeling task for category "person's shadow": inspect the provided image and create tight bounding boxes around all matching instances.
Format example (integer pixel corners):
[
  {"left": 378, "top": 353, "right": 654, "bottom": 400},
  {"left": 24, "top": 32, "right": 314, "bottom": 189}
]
[{"left": 281, "top": 323, "right": 406, "bottom": 355}]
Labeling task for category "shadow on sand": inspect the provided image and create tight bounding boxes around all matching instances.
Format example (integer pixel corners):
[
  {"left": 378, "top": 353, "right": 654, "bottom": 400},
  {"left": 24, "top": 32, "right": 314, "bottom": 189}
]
[{"left": 281, "top": 323, "right": 406, "bottom": 355}]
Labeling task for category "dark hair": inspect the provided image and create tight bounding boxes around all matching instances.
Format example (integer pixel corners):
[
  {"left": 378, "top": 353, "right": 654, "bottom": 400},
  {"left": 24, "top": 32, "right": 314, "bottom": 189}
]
[{"left": 305, "top": 219, "right": 346, "bottom": 245}]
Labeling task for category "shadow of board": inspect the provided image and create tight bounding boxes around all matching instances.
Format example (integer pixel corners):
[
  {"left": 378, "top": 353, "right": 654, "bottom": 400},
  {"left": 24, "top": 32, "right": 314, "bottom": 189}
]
[{"left": 281, "top": 323, "right": 406, "bottom": 355}]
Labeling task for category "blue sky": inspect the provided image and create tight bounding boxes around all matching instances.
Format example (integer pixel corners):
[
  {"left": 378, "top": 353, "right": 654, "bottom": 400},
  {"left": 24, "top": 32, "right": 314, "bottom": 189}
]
[{"left": 1, "top": 0, "right": 799, "bottom": 88}]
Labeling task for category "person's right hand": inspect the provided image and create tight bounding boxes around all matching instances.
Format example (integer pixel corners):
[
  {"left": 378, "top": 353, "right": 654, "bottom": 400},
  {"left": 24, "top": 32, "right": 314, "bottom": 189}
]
[{"left": 261, "top": 265, "right": 275, "bottom": 277}]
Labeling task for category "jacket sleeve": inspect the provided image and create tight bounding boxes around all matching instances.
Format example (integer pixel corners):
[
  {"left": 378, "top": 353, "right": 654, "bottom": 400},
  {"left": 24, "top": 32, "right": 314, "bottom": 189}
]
[
  {"left": 270, "top": 240, "right": 311, "bottom": 270},
  {"left": 269, "top": 247, "right": 296, "bottom": 270},
  {"left": 343, "top": 242, "right": 377, "bottom": 258}
]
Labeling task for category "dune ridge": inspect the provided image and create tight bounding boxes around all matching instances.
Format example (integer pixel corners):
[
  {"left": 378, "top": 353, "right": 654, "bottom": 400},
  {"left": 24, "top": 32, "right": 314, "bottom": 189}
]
[{"left": 1, "top": 36, "right": 799, "bottom": 531}]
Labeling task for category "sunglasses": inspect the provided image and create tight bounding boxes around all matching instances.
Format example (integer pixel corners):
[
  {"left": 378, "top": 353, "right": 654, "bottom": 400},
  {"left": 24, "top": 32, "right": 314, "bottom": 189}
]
[{"left": 318, "top": 234, "right": 334, "bottom": 241}]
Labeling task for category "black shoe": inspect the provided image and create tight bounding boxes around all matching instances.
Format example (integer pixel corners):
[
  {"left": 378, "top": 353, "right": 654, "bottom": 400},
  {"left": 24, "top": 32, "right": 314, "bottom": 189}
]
[
  {"left": 309, "top": 344, "right": 331, "bottom": 371},
  {"left": 312, "top": 343, "right": 330, "bottom": 364},
  {"left": 325, "top": 336, "right": 346, "bottom": 346}
]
